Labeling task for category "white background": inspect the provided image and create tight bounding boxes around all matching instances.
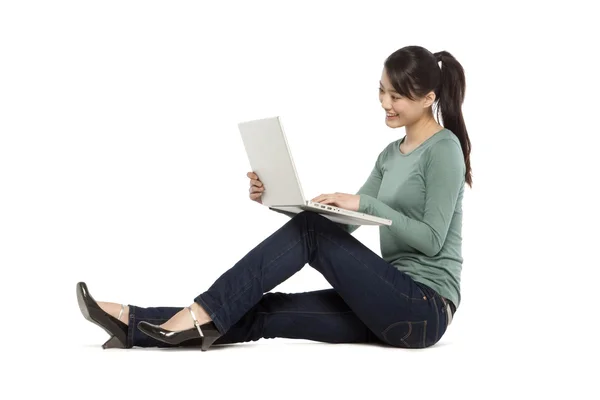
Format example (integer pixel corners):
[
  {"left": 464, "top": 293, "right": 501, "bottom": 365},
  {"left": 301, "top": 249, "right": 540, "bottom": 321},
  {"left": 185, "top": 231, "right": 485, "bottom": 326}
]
[{"left": 1, "top": 0, "right": 598, "bottom": 399}]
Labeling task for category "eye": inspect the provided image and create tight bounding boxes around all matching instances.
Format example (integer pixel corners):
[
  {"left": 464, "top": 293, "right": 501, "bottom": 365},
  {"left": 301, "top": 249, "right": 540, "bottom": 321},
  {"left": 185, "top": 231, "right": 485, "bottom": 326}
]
[{"left": 379, "top": 87, "right": 400, "bottom": 100}]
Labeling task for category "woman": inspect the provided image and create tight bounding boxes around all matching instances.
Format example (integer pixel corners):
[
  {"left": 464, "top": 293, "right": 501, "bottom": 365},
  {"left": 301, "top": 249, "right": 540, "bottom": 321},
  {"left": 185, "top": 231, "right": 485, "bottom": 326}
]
[{"left": 77, "top": 45, "right": 472, "bottom": 351}]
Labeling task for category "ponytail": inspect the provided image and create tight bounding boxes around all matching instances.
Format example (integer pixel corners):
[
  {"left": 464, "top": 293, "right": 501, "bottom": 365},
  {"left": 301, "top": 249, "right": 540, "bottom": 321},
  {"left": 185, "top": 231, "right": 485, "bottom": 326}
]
[{"left": 433, "top": 51, "right": 472, "bottom": 187}]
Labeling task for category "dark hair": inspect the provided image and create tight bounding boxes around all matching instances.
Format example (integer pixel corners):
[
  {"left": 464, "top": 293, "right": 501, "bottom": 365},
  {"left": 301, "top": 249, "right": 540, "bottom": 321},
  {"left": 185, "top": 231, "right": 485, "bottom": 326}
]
[{"left": 384, "top": 46, "right": 472, "bottom": 188}]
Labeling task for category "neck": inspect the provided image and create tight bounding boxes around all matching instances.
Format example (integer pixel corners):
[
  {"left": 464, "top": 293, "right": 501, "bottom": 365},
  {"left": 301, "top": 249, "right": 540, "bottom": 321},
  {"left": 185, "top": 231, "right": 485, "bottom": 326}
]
[{"left": 404, "top": 116, "right": 443, "bottom": 145}]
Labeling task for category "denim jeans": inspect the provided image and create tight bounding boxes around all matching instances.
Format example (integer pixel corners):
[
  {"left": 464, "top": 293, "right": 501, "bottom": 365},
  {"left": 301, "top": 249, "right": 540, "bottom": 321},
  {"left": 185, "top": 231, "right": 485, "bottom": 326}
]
[{"left": 126, "top": 211, "right": 453, "bottom": 349}]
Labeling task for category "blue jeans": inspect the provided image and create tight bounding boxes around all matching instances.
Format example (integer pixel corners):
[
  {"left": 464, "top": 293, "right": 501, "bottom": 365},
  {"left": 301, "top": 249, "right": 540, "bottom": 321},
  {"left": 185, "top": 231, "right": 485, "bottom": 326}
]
[{"left": 126, "top": 211, "right": 453, "bottom": 349}]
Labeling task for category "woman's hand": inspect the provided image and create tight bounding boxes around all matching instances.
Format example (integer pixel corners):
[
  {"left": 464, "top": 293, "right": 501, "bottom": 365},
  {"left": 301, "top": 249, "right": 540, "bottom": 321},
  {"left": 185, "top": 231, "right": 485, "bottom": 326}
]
[
  {"left": 247, "top": 171, "right": 265, "bottom": 204},
  {"left": 310, "top": 192, "right": 360, "bottom": 212}
]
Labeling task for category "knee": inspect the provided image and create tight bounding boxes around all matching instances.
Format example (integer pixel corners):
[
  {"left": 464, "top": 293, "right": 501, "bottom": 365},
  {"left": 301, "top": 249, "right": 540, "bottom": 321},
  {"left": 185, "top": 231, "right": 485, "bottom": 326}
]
[
  {"left": 291, "top": 211, "right": 331, "bottom": 232},
  {"left": 257, "top": 292, "right": 288, "bottom": 313},
  {"left": 293, "top": 210, "right": 327, "bottom": 224},
  {"left": 293, "top": 211, "right": 315, "bottom": 219}
]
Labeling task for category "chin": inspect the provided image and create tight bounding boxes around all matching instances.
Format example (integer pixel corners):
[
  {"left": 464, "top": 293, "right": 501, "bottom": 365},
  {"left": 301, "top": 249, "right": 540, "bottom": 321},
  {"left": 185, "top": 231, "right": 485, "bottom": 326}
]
[{"left": 385, "top": 118, "right": 404, "bottom": 128}]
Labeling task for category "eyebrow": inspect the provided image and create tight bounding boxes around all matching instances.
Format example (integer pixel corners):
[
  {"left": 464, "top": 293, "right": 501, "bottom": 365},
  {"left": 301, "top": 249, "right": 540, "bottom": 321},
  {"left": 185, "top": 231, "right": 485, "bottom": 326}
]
[{"left": 379, "top": 81, "right": 398, "bottom": 93}]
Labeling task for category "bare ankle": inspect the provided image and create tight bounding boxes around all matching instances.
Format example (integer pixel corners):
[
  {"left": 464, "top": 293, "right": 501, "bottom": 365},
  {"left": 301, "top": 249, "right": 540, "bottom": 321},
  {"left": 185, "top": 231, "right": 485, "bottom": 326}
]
[
  {"left": 190, "top": 302, "right": 212, "bottom": 324},
  {"left": 120, "top": 305, "right": 130, "bottom": 324},
  {"left": 98, "top": 302, "right": 129, "bottom": 325}
]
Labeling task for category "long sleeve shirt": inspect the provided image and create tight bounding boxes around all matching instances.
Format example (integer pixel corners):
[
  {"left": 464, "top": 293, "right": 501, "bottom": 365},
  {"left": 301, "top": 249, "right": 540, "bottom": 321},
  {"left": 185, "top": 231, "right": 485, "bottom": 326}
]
[
  {"left": 273, "top": 128, "right": 465, "bottom": 308},
  {"left": 347, "top": 128, "right": 465, "bottom": 308}
]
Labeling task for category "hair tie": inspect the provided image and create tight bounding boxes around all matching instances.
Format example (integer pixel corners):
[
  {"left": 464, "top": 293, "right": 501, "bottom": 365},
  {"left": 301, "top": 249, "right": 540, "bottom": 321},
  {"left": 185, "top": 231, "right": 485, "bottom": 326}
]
[{"left": 434, "top": 52, "right": 442, "bottom": 68}]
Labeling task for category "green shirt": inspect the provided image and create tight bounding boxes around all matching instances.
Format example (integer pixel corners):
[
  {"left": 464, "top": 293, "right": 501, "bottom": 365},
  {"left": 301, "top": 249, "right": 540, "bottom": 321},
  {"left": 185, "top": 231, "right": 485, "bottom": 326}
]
[
  {"left": 272, "top": 128, "right": 465, "bottom": 308},
  {"left": 346, "top": 128, "right": 465, "bottom": 308}
]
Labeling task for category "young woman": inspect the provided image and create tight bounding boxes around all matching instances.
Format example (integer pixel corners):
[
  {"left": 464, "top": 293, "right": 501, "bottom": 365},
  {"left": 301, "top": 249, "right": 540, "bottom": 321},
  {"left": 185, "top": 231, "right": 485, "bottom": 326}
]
[{"left": 77, "top": 45, "right": 472, "bottom": 351}]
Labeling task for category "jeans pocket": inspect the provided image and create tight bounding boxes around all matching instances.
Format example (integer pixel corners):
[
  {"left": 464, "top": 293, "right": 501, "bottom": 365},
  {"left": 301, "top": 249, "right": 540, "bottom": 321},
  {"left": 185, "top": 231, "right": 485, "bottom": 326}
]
[
  {"left": 415, "top": 282, "right": 437, "bottom": 301},
  {"left": 381, "top": 320, "right": 428, "bottom": 348}
]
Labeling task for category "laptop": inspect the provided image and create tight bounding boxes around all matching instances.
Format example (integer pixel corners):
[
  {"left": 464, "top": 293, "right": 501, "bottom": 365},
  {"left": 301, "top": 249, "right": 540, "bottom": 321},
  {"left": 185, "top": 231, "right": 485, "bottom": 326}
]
[{"left": 238, "top": 116, "right": 392, "bottom": 227}]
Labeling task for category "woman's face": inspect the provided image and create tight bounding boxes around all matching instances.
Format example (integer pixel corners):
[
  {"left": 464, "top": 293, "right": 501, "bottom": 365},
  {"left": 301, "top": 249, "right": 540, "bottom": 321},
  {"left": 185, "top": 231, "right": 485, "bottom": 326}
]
[{"left": 379, "top": 69, "right": 426, "bottom": 128}]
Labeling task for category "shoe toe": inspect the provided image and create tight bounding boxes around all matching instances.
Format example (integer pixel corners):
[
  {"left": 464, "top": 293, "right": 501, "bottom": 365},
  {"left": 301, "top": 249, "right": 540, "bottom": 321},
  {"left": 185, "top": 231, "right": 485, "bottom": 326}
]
[{"left": 137, "top": 321, "right": 162, "bottom": 337}]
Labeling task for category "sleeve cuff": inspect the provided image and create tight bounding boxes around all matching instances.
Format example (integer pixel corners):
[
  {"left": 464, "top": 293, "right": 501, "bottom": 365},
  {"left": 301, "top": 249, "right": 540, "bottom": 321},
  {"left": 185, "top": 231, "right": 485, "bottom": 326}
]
[{"left": 358, "top": 194, "right": 372, "bottom": 214}]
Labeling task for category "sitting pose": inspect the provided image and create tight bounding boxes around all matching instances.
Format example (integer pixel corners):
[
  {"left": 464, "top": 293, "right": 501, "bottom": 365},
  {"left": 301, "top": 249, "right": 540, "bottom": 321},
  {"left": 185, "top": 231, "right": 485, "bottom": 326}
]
[{"left": 77, "top": 45, "right": 472, "bottom": 351}]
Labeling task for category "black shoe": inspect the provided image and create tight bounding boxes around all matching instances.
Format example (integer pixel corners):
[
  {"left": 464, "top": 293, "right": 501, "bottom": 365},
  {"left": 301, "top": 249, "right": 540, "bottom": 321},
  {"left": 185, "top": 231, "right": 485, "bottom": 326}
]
[
  {"left": 76, "top": 282, "right": 128, "bottom": 349},
  {"left": 137, "top": 306, "right": 221, "bottom": 351}
]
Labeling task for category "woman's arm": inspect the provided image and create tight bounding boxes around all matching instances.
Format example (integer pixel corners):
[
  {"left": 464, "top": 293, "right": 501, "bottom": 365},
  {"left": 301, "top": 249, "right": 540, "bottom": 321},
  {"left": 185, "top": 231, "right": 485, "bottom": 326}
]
[
  {"left": 269, "top": 165, "right": 383, "bottom": 233},
  {"left": 271, "top": 148, "right": 386, "bottom": 233},
  {"left": 358, "top": 139, "right": 465, "bottom": 256},
  {"left": 335, "top": 155, "right": 385, "bottom": 233}
]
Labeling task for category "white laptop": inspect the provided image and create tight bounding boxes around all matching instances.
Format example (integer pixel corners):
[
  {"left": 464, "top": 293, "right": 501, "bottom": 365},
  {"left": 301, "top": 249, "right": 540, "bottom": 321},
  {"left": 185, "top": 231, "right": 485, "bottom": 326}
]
[{"left": 238, "top": 116, "right": 392, "bottom": 227}]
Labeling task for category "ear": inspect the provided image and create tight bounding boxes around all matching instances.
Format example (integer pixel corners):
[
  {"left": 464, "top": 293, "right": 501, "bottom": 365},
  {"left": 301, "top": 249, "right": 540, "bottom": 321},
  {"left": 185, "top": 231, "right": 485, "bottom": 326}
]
[{"left": 422, "top": 91, "right": 436, "bottom": 108}]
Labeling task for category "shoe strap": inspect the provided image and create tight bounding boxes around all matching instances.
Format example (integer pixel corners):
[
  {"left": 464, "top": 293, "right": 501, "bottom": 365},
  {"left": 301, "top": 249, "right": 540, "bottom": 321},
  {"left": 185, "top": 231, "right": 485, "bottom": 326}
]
[
  {"left": 117, "top": 304, "right": 124, "bottom": 322},
  {"left": 187, "top": 306, "right": 204, "bottom": 338}
]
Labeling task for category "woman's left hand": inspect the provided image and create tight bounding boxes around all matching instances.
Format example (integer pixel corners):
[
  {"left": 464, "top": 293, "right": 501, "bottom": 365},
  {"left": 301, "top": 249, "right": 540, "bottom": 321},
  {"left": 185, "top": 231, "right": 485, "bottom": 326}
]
[{"left": 310, "top": 193, "right": 360, "bottom": 212}]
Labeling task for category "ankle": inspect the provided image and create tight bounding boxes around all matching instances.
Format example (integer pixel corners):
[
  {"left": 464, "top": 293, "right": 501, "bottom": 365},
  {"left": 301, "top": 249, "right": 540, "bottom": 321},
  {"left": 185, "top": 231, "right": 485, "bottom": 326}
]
[
  {"left": 119, "top": 305, "right": 130, "bottom": 324},
  {"left": 98, "top": 302, "right": 129, "bottom": 325},
  {"left": 190, "top": 302, "right": 211, "bottom": 324}
]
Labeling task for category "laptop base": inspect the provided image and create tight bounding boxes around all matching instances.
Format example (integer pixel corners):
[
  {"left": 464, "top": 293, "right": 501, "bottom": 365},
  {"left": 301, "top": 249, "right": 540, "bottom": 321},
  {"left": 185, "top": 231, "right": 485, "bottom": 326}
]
[{"left": 269, "top": 204, "right": 390, "bottom": 226}]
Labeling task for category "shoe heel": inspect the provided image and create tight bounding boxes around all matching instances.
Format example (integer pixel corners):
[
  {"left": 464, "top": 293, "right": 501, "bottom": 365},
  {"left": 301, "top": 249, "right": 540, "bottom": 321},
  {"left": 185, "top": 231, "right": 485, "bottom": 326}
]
[
  {"left": 102, "top": 335, "right": 126, "bottom": 349},
  {"left": 201, "top": 334, "right": 219, "bottom": 352}
]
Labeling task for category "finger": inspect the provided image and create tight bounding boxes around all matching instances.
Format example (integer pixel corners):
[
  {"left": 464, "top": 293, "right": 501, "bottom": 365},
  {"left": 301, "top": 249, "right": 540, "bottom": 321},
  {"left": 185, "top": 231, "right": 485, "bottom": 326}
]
[
  {"left": 250, "top": 186, "right": 265, "bottom": 194},
  {"left": 313, "top": 194, "right": 332, "bottom": 203},
  {"left": 250, "top": 179, "right": 263, "bottom": 187},
  {"left": 250, "top": 192, "right": 262, "bottom": 200}
]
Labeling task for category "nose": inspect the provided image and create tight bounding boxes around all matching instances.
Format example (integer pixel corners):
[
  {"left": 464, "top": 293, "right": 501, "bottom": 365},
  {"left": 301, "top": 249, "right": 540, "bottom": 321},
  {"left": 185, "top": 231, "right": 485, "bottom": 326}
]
[{"left": 381, "top": 97, "right": 392, "bottom": 111}]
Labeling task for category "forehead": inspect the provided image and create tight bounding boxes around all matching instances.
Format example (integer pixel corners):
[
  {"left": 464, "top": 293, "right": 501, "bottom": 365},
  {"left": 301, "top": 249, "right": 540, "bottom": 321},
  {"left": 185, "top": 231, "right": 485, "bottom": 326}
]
[
  {"left": 379, "top": 79, "right": 398, "bottom": 93},
  {"left": 379, "top": 70, "right": 397, "bottom": 91},
  {"left": 380, "top": 69, "right": 393, "bottom": 82}
]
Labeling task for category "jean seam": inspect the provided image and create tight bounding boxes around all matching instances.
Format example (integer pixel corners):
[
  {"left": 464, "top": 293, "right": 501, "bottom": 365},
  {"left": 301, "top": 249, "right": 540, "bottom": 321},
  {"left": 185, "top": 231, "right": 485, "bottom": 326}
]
[
  {"left": 206, "top": 231, "right": 310, "bottom": 320},
  {"left": 194, "top": 295, "right": 222, "bottom": 331},
  {"left": 196, "top": 295, "right": 216, "bottom": 318},
  {"left": 401, "top": 321, "right": 412, "bottom": 348},
  {"left": 381, "top": 321, "right": 410, "bottom": 347},
  {"left": 317, "top": 231, "right": 427, "bottom": 301},
  {"left": 127, "top": 306, "right": 136, "bottom": 348},
  {"left": 199, "top": 217, "right": 423, "bottom": 334}
]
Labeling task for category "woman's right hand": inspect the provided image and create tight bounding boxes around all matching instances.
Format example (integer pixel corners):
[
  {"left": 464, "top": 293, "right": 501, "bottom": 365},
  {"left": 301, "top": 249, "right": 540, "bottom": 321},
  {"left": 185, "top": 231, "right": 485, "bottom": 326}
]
[{"left": 247, "top": 171, "right": 265, "bottom": 204}]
